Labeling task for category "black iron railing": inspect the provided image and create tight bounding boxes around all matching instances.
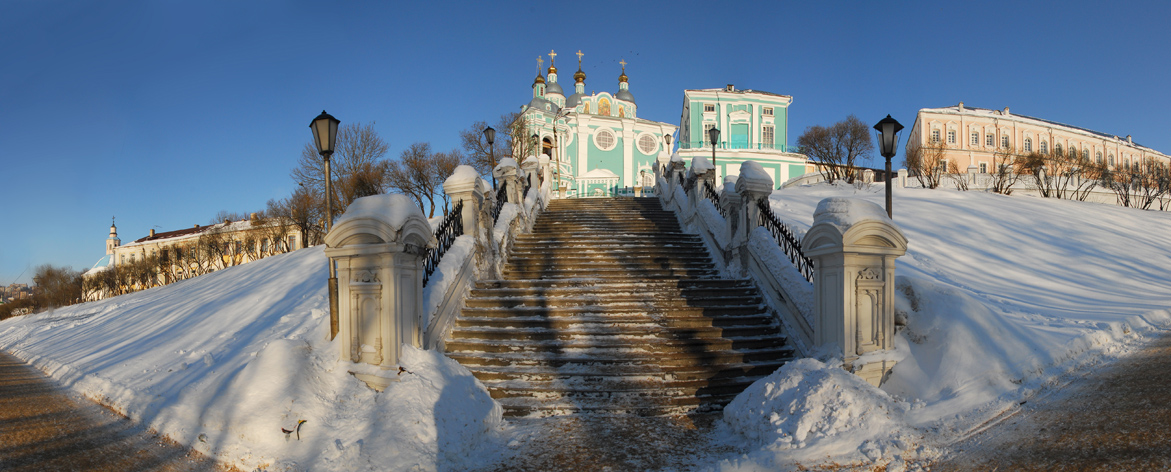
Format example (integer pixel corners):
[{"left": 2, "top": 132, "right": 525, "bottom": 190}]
[
  {"left": 423, "top": 199, "right": 464, "bottom": 286},
  {"left": 683, "top": 174, "right": 697, "bottom": 195},
  {"left": 523, "top": 175, "right": 532, "bottom": 200},
  {"left": 703, "top": 180, "right": 726, "bottom": 218},
  {"left": 491, "top": 181, "right": 508, "bottom": 225},
  {"left": 757, "top": 197, "right": 814, "bottom": 283}
]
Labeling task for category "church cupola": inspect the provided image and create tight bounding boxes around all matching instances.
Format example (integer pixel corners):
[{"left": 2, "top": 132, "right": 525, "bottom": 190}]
[
  {"left": 615, "top": 59, "right": 635, "bottom": 105},
  {"left": 544, "top": 49, "right": 564, "bottom": 104},
  {"left": 532, "top": 56, "right": 546, "bottom": 98},
  {"left": 566, "top": 49, "right": 588, "bottom": 109}
]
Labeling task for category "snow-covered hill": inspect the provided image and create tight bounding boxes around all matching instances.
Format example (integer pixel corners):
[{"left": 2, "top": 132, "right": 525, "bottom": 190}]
[
  {"left": 2, "top": 183, "right": 1169, "bottom": 471},
  {"left": 0, "top": 248, "right": 504, "bottom": 471}
]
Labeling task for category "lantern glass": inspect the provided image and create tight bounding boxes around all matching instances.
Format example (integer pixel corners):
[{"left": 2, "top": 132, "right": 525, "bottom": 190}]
[
  {"left": 708, "top": 127, "right": 720, "bottom": 146},
  {"left": 872, "top": 115, "right": 904, "bottom": 159},
  {"left": 483, "top": 126, "right": 496, "bottom": 145},
  {"left": 310, "top": 110, "right": 340, "bottom": 155}
]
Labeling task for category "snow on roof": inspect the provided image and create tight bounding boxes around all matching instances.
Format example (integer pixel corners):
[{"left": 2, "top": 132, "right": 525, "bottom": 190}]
[{"left": 919, "top": 104, "right": 1166, "bottom": 155}]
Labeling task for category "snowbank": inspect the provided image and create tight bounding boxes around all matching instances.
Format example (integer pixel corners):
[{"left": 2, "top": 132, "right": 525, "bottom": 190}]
[
  {"left": 0, "top": 247, "right": 503, "bottom": 471},
  {"left": 718, "top": 359, "right": 932, "bottom": 470}
]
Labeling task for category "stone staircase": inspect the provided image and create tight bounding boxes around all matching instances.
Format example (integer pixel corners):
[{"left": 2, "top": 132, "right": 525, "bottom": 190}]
[{"left": 445, "top": 197, "right": 795, "bottom": 417}]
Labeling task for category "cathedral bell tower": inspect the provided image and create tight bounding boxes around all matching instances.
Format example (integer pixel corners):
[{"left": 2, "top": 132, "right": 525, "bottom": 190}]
[{"left": 106, "top": 217, "right": 120, "bottom": 255}]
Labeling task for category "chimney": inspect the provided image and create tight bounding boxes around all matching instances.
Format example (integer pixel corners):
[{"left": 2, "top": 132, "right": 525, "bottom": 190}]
[
  {"left": 194, "top": 224, "right": 200, "bottom": 229},
  {"left": 1127, "top": 135, "right": 1133, "bottom": 144},
  {"left": 1003, "top": 107, "right": 1010, "bottom": 116},
  {"left": 224, "top": 218, "right": 231, "bottom": 225},
  {"left": 149, "top": 229, "right": 155, "bottom": 237},
  {"left": 726, "top": 84, "right": 734, "bottom": 92},
  {"left": 958, "top": 101, "right": 964, "bottom": 111},
  {"left": 250, "top": 212, "right": 259, "bottom": 223}
]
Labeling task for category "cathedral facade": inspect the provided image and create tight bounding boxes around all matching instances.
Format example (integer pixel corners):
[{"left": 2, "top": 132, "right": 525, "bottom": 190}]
[{"left": 521, "top": 51, "right": 676, "bottom": 197}]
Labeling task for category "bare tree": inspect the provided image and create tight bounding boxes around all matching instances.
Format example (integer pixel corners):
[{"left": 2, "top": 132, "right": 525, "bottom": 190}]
[
  {"left": 32, "top": 264, "right": 83, "bottom": 308},
  {"left": 460, "top": 112, "right": 533, "bottom": 177},
  {"left": 904, "top": 141, "right": 948, "bottom": 189},
  {"left": 796, "top": 115, "right": 874, "bottom": 184},
  {"left": 990, "top": 146, "right": 1022, "bottom": 195},
  {"left": 385, "top": 143, "right": 465, "bottom": 217},
  {"left": 947, "top": 160, "right": 969, "bottom": 191},
  {"left": 291, "top": 122, "right": 390, "bottom": 221},
  {"left": 268, "top": 186, "right": 323, "bottom": 248}
]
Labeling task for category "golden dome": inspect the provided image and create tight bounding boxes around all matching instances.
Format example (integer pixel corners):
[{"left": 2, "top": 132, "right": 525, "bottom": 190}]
[
  {"left": 574, "top": 68, "right": 585, "bottom": 83},
  {"left": 534, "top": 72, "right": 545, "bottom": 85},
  {"left": 548, "top": 64, "right": 557, "bottom": 75},
  {"left": 619, "top": 71, "right": 628, "bottom": 83}
]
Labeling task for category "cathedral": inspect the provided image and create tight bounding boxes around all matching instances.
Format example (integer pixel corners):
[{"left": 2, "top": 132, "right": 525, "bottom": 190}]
[{"left": 522, "top": 50, "right": 676, "bottom": 197}]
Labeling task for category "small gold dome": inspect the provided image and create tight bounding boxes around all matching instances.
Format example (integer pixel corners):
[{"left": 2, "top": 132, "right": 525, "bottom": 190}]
[
  {"left": 548, "top": 64, "right": 557, "bottom": 75},
  {"left": 619, "top": 71, "right": 628, "bottom": 83},
  {"left": 574, "top": 68, "right": 585, "bottom": 83},
  {"left": 534, "top": 73, "right": 545, "bottom": 85}
]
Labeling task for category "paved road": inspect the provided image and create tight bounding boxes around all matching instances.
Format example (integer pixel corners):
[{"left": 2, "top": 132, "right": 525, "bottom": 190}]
[
  {"left": 0, "top": 351, "right": 227, "bottom": 472},
  {"left": 936, "top": 330, "right": 1171, "bottom": 471}
]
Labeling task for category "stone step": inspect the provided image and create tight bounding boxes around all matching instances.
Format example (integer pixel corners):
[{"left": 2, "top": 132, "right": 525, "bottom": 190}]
[
  {"left": 444, "top": 335, "right": 788, "bottom": 355},
  {"left": 493, "top": 395, "right": 734, "bottom": 418},
  {"left": 473, "top": 279, "right": 756, "bottom": 291},
  {"left": 484, "top": 375, "right": 764, "bottom": 401},
  {"left": 467, "top": 286, "right": 759, "bottom": 299},
  {"left": 502, "top": 268, "right": 722, "bottom": 279},
  {"left": 448, "top": 324, "right": 780, "bottom": 342},
  {"left": 463, "top": 294, "right": 762, "bottom": 308},
  {"left": 463, "top": 361, "right": 786, "bottom": 382},
  {"left": 446, "top": 346, "right": 795, "bottom": 368},
  {"left": 454, "top": 312, "right": 773, "bottom": 327},
  {"left": 503, "top": 261, "right": 716, "bottom": 273},
  {"left": 459, "top": 305, "right": 767, "bottom": 319}
]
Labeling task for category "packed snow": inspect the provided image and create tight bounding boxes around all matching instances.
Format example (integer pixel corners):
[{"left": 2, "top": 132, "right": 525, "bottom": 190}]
[{"left": 1, "top": 181, "right": 1169, "bottom": 470}]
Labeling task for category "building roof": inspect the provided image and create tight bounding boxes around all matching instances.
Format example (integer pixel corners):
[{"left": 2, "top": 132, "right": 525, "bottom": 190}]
[
  {"left": 684, "top": 87, "right": 792, "bottom": 101},
  {"left": 920, "top": 104, "right": 1163, "bottom": 155}
]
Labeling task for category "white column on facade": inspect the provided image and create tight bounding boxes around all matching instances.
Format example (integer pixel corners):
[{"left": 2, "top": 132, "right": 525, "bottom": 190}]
[
  {"left": 577, "top": 115, "right": 590, "bottom": 179},
  {"left": 622, "top": 120, "right": 635, "bottom": 188}
]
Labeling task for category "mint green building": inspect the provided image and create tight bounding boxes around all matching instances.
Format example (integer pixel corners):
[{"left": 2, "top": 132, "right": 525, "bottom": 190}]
[
  {"left": 676, "top": 85, "right": 809, "bottom": 187},
  {"left": 522, "top": 51, "right": 676, "bottom": 197}
]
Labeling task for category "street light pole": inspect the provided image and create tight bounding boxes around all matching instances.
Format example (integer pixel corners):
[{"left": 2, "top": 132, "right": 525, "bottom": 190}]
[
  {"left": 873, "top": 115, "right": 904, "bottom": 219},
  {"left": 310, "top": 110, "right": 341, "bottom": 339},
  {"left": 483, "top": 126, "right": 496, "bottom": 190},
  {"left": 708, "top": 127, "right": 720, "bottom": 177}
]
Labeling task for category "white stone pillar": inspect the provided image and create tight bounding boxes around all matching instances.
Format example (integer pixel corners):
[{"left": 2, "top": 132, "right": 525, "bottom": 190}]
[
  {"left": 897, "top": 169, "right": 908, "bottom": 188},
  {"left": 324, "top": 194, "right": 437, "bottom": 391},
  {"left": 802, "top": 197, "right": 908, "bottom": 386}
]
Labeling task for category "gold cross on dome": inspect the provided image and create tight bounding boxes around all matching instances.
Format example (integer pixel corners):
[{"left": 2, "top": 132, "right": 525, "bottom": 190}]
[
  {"left": 576, "top": 50, "right": 584, "bottom": 64},
  {"left": 619, "top": 59, "right": 627, "bottom": 71},
  {"left": 537, "top": 56, "right": 543, "bottom": 68},
  {"left": 548, "top": 49, "right": 557, "bottom": 64}
]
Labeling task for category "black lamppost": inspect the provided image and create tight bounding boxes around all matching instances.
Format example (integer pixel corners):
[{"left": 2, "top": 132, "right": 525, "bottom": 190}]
[
  {"left": 310, "top": 110, "right": 340, "bottom": 340},
  {"left": 708, "top": 127, "right": 720, "bottom": 171},
  {"left": 873, "top": 115, "right": 904, "bottom": 218},
  {"left": 483, "top": 126, "right": 496, "bottom": 189},
  {"left": 664, "top": 134, "right": 673, "bottom": 153},
  {"left": 532, "top": 133, "right": 540, "bottom": 157}
]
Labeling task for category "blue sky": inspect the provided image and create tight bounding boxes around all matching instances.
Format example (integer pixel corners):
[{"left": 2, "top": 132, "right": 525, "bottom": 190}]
[{"left": 2, "top": 1, "right": 1168, "bottom": 284}]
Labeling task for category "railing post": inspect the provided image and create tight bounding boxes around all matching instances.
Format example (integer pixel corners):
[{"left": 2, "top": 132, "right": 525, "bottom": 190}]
[
  {"left": 736, "top": 161, "right": 774, "bottom": 241},
  {"left": 897, "top": 169, "right": 908, "bottom": 188},
  {"left": 323, "top": 194, "right": 436, "bottom": 391},
  {"left": 443, "top": 166, "right": 486, "bottom": 247},
  {"left": 802, "top": 198, "right": 907, "bottom": 387},
  {"left": 494, "top": 158, "right": 523, "bottom": 205},
  {"left": 669, "top": 156, "right": 687, "bottom": 188}
]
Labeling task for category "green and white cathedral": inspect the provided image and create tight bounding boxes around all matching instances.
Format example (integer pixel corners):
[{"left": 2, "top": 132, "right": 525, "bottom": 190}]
[{"left": 522, "top": 51, "right": 676, "bottom": 197}]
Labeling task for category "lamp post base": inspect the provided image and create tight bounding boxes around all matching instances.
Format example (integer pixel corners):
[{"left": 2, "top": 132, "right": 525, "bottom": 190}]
[{"left": 328, "top": 276, "right": 339, "bottom": 340}]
